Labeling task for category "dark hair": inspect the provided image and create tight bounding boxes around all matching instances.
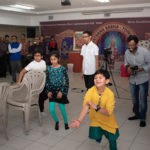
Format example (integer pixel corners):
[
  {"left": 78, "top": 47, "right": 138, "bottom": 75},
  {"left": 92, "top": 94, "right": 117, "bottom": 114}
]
[
  {"left": 83, "top": 31, "right": 92, "bottom": 36},
  {"left": 94, "top": 69, "right": 110, "bottom": 79},
  {"left": 33, "top": 48, "right": 43, "bottom": 56},
  {"left": 49, "top": 52, "right": 60, "bottom": 59},
  {"left": 5, "top": 35, "right": 9, "bottom": 38},
  {"left": 22, "top": 33, "right": 25, "bottom": 37},
  {"left": 11, "top": 35, "right": 17, "bottom": 39},
  {"left": 127, "top": 35, "right": 139, "bottom": 44},
  {"left": 50, "top": 35, "right": 55, "bottom": 39}
]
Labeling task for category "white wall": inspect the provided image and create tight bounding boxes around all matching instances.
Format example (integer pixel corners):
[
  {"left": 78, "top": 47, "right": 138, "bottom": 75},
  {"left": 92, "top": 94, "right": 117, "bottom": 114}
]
[
  {"left": 0, "top": 12, "right": 31, "bottom": 26},
  {"left": 31, "top": 8, "right": 150, "bottom": 26},
  {"left": 0, "top": 7, "right": 150, "bottom": 26}
]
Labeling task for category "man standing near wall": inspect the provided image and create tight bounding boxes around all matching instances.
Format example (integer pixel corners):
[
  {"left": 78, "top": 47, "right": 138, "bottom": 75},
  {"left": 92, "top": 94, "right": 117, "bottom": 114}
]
[
  {"left": 125, "top": 35, "right": 150, "bottom": 127},
  {"left": 8, "top": 35, "right": 22, "bottom": 83},
  {"left": 80, "top": 31, "right": 99, "bottom": 90},
  {"left": 0, "top": 37, "right": 7, "bottom": 77},
  {"left": 19, "top": 34, "right": 28, "bottom": 68},
  {"left": 4, "top": 35, "right": 11, "bottom": 75}
]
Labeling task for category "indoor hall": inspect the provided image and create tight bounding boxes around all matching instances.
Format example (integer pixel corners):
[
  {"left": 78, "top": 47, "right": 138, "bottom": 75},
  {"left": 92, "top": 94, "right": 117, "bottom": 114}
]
[
  {"left": 0, "top": 72, "right": 150, "bottom": 150},
  {"left": 0, "top": 1, "right": 150, "bottom": 150}
]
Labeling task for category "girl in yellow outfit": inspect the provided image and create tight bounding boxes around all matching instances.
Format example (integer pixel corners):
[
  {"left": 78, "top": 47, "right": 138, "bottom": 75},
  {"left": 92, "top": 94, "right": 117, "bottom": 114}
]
[{"left": 69, "top": 69, "right": 119, "bottom": 150}]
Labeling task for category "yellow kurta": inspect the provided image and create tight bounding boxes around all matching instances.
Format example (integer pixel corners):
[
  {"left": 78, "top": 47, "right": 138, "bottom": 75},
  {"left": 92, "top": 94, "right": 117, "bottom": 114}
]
[{"left": 83, "top": 86, "right": 118, "bottom": 134}]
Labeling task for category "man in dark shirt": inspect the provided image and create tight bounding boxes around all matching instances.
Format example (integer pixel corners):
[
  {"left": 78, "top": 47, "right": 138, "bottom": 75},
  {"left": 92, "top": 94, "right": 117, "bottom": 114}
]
[
  {"left": 0, "top": 37, "right": 7, "bottom": 77},
  {"left": 48, "top": 36, "right": 58, "bottom": 53},
  {"left": 4, "top": 35, "right": 11, "bottom": 75}
]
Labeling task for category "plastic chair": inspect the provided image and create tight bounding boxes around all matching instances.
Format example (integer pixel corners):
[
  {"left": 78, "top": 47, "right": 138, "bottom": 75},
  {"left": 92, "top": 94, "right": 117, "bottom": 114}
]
[
  {"left": 0, "top": 82, "right": 10, "bottom": 140},
  {"left": 6, "top": 70, "right": 46, "bottom": 134}
]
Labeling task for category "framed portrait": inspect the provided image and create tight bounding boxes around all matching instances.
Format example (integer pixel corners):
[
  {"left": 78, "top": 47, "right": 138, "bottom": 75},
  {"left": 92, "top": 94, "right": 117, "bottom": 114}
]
[{"left": 73, "top": 31, "right": 84, "bottom": 51}]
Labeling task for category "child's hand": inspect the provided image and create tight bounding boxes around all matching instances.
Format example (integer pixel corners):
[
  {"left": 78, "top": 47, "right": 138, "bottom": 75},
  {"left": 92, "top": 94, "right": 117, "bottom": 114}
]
[
  {"left": 86, "top": 101, "right": 92, "bottom": 106},
  {"left": 81, "top": 72, "right": 83, "bottom": 80},
  {"left": 57, "top": 92, "right": 62, "bottom": 99},
  {"left": 69, "top": 120, "right": 81, "bottom": 128},
  {"left": 16, "top": 82, "right": 21, "bottom": 86},
  {"left": 86, "top": 101, "right": 97, "bottom": 109},
  {"left": 48, "top": 92, "right": 52, "bottom": 98}
]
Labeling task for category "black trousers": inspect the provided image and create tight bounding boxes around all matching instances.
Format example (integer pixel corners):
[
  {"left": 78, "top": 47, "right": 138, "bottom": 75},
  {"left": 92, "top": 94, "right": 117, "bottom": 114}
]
[
  {"left": 6, "top": 54, "right": 11, "bottom": 75},
  {"left": 83, "top": 74, "right": 94, "bottom": 90},
  {"left": 39, "top": 87, "right": 48, "bottom": 112},
  {"left": 21, "top": 55, "right": 27, "bottom": 68},
  {"left": 0, "top": 55, "right": 6, "bottom": 77},
  {"left": 10, "top": 60, "right": 22, "bottom": 82}
]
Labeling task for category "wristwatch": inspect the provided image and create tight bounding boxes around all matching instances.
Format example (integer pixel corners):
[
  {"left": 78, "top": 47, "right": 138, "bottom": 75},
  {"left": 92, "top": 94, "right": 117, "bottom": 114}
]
[{"left": 95, "top": 105, "right": 101, "bottom": 112}]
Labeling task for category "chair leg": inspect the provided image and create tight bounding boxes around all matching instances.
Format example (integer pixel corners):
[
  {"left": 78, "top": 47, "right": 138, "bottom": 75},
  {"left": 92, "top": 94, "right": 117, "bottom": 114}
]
[
  {"left": 1, "top": 117, "right": 9, "bottom": 140},
  {"left": 37, "top": 107, "right": 42, "bottom": 126},
  {"left": 24, "top": 108, "right": 30, "bottom": 135},
  {"left": 5, "top": 104, "right": 9, "bottom": 127},
  {"left": 23, "top": 112, "right": 25, "bottom": 123}
]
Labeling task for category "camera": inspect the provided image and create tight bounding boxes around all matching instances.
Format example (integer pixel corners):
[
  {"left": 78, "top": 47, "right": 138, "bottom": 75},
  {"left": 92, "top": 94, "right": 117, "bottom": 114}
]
[
  {"left": 104, "top": 48, "right": 112, "bottom": 58},
  {"left": 130, "top": 66, "right": 138, "bottom": 75}
]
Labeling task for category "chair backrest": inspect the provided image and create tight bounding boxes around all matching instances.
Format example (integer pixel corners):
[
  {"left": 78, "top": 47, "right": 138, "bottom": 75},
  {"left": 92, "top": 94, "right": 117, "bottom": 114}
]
[
  {"left": 22, "top": 70, "right": 46, "bottom": 96},
  {"left": 0, "top": 83, "right": 10, "bottom": 116},
  {"left": 8, "top": 71, "right": 46, "bottom": 104}
]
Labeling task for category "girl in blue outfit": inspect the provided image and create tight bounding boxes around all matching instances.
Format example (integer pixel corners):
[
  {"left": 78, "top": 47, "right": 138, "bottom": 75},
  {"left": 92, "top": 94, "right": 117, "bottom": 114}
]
[{"left": 46, "top": 52, "right": 69, "bottom": 130}]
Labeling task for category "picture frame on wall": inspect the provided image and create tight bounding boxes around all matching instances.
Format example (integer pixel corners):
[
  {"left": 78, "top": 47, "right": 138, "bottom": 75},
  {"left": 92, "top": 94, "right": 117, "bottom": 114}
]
[{"left": 73, "top": 31, "right": 84, "bottom": 51}]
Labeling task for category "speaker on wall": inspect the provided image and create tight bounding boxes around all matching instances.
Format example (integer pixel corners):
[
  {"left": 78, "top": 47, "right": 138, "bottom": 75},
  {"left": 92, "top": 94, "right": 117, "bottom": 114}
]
[{"left": 27, "top": 27, "right": 36, "bottom": 38}]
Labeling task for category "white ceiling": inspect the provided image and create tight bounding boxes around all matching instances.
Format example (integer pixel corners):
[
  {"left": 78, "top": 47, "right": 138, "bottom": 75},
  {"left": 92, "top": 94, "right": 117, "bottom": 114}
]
[{"left": 0, "top": 0, "right": 150, "bottom": 14}]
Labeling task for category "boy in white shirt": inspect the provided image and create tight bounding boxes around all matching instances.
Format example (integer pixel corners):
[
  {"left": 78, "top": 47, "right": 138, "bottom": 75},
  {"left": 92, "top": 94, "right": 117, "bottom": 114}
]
[
  {"left": 81, "top": 31, "right": 99, "bottom": 90},
  {"left": 17, "top": 48, "right": 46, "bottom": 85},
  {"left": 17, "top": 48, "right": 47, "bottom": 114}
]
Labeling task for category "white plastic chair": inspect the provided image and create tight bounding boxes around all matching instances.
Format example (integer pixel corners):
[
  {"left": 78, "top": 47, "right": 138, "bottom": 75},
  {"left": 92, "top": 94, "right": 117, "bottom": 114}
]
[
  {"left": 0, "top": 82, "right": 9, "bottom": 140},
  {"left": 6, "top": 70, "right": 46, "bottom": 134}
]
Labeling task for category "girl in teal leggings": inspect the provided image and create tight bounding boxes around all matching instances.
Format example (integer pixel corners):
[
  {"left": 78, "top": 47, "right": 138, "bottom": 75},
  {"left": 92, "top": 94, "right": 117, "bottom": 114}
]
[{"left": 46, "top": 52, "right": 69, "bottom": 130}]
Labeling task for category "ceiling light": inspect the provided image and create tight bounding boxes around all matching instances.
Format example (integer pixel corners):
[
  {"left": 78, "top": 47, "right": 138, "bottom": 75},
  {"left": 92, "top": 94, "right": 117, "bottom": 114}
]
[
  {"left": 95, "top": 0, "right": 110, "bottom": 3},
  {"left": 11, "top": 4, "right": 35, "bottom": 10}
]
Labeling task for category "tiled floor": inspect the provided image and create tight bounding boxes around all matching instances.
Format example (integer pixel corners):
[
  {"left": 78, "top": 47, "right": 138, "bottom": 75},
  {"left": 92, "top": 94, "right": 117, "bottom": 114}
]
[{"left": 0, "top": 72, "right": 150, "bottom": 150}]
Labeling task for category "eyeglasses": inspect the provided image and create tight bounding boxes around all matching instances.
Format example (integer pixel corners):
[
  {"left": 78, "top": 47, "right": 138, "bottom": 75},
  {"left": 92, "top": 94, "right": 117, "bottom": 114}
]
[
  {"left": 82, "top": 36, "right": 89, "bottom": 38},
  {"left": 128, "top": 44, "right": 136, "bottom": 48},
  {"left": 34, "top": 55, "right": 41, "bottom": 57}
]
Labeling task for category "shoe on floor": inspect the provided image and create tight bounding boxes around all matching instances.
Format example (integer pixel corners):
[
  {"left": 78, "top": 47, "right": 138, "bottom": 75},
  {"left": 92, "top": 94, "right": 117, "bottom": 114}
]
[
  {"left": 55, "top": 122, "right": 59, "bottom": 130},
  {"left": 128, "top": 115, "right": 139, "bottom": 120},
  {"left": 64, "top": 123, "right": 69, "bottom": 130},
  {"left": 96, "top": 137, "right": 102, "bottom": 143},
  {"left": 140, "top": 121, "right": 146, "bottom": 127}
]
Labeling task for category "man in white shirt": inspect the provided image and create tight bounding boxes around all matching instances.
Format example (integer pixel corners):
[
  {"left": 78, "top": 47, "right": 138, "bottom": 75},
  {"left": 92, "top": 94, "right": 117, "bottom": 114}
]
[{"left": 81, "top": 31, "right": 99, "bottom": 90}]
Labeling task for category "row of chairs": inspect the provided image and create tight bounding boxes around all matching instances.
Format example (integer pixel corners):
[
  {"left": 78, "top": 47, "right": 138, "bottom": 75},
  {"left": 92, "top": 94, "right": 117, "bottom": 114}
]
[{"left": 0, "top": 70, "right": 46, "bottom": 139}]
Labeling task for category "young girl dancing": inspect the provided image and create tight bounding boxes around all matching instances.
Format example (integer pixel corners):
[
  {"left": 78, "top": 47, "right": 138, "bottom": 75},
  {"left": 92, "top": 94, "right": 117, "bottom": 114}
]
[
  {"left": 70, "top": 69, "right": 119, "bottom": 150},
  {"left": 46, "top": 52, "right": 69, "bottom": 130}
]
